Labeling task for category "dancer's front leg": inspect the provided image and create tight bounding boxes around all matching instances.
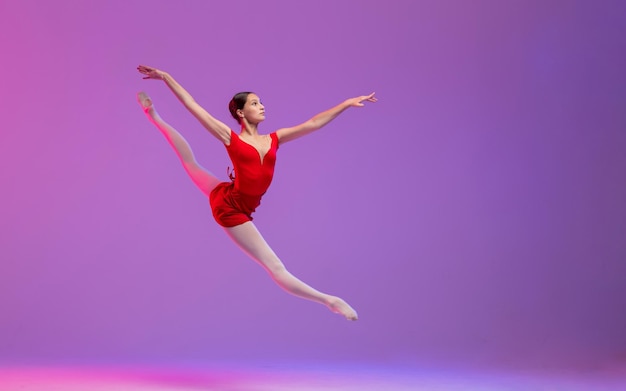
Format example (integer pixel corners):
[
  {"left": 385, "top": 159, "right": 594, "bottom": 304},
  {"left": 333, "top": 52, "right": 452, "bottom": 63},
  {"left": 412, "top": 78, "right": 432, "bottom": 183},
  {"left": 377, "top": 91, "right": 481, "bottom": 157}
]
[
  {"left": 224, "top": 222, "right": 358, "bottom": 321},
  {"left": 137, "top": 92, "right": 220, "bottom": 197}
]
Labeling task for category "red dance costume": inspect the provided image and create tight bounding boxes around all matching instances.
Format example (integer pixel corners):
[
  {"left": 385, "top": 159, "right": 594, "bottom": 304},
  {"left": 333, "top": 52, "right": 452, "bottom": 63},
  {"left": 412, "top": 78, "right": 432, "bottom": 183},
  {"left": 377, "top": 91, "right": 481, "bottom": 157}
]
[{"left": 210, "top": 130, "right": 279, "bottom": 227}]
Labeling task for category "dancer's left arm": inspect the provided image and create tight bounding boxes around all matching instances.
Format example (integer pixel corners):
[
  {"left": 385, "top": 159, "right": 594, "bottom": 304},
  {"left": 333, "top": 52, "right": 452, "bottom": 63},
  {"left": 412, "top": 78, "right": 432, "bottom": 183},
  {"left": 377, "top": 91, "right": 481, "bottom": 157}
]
[{"left": 276, "top": 93, "right": 377, "bottom": 144}]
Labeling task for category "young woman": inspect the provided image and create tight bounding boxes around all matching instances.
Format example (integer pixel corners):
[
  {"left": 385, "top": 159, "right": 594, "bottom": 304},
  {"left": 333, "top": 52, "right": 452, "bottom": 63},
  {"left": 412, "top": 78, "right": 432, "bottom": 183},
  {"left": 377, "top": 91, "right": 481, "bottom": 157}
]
[{"left": 136, "top": 65, "right": 376, "bottom": 320}]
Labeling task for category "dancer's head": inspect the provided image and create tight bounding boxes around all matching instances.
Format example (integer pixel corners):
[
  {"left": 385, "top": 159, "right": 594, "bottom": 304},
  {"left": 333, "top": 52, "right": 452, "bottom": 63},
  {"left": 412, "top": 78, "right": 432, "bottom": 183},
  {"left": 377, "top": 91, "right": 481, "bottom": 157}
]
[{"left": 229, "top": 92, "right": 265, "bottom": 125}]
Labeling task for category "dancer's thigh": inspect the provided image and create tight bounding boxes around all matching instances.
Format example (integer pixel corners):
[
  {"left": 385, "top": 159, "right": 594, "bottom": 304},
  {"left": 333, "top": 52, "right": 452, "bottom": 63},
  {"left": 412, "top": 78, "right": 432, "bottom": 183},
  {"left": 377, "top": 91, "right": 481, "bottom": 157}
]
[{"left": 223, "top": 222, "right": 284, "bottom": 273}]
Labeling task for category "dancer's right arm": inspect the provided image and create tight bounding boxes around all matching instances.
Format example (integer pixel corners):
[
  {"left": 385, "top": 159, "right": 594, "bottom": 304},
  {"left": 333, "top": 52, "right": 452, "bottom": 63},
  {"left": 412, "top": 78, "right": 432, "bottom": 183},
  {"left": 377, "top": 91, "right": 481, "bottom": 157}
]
[{"left": 138, "top": 65, "right": 231, "bottom": 144}]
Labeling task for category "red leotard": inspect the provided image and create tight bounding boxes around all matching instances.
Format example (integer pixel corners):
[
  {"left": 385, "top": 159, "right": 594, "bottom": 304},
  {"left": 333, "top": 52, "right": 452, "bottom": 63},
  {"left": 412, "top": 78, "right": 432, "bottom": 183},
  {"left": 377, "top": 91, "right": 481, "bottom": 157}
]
[{"left": 209, "top": 130, "right": 279, "bottom": 227}]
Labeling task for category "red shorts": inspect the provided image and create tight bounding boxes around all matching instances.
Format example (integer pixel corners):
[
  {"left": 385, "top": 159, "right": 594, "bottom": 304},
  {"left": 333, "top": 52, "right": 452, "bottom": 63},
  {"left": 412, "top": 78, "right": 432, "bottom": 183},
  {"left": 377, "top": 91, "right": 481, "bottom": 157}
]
[{"left": 209, "top": 182, "right": 263, "bottom": 228}]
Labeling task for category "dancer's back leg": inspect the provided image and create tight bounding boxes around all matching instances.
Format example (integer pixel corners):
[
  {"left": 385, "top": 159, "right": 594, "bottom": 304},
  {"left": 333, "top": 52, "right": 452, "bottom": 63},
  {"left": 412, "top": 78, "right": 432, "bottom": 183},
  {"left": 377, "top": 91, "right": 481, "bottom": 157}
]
[{"left": 137, "top": 92, "right": 220, "bottom": 197}]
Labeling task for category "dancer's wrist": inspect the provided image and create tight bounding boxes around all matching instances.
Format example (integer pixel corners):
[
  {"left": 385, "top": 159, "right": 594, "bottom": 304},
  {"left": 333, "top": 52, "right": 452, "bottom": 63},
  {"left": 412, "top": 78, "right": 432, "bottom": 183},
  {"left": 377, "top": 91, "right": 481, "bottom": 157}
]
[{"left": 160, "top": 71, "right": 171, "bottom": 82}]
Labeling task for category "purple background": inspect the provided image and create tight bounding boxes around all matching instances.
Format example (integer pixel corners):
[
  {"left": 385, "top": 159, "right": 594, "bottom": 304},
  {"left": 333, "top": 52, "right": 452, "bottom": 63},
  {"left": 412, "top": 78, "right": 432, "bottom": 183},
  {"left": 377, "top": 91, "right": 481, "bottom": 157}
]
[{"left": 1, "top": 0, "right": 625, "bottom": 370}]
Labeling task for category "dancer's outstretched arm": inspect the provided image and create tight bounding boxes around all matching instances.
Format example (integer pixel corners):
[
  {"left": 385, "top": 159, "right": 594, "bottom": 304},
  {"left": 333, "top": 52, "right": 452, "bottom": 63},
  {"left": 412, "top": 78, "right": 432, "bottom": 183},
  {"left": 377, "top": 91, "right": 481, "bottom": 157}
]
[
  {"left": 276, "top": 93, "right": 377, "bottom": 144},
  {"left": 138, "top": 65, "right": 231, "bottom": 145}
]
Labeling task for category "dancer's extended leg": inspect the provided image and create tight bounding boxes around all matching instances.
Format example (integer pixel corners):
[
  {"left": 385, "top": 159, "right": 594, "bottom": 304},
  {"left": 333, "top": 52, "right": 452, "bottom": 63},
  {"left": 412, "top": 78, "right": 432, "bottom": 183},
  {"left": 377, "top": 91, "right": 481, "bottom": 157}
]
[
  {"left": 137, "top": 92, "right": 220, "bottom": 196},
  {"left": 225, "top": 222, "right": 358, "bottom": 321}
]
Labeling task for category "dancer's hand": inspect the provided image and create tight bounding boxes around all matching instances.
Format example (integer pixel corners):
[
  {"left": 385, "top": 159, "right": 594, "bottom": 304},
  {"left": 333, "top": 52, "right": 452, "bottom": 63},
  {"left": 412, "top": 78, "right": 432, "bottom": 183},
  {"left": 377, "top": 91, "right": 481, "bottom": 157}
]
[
  {"left": 137, "top": 65, "right": 167, "bottom": 80},
  {"left": 346, "top": 92, "right": 377, "bottom": 107}
]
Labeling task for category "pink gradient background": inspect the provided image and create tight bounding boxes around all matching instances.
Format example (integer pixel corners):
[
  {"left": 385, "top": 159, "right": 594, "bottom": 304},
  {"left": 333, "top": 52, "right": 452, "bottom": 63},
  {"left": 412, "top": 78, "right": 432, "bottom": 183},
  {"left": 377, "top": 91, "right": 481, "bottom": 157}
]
[{"left": 1, "top": 0, "right": 625, "bottom": 371}]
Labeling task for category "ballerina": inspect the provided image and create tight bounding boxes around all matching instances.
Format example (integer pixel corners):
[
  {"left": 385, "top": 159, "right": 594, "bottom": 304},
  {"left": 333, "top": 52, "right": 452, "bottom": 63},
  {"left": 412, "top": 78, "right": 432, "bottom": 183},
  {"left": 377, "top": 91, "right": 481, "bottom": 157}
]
[{"left": 136, "top": 65, "right": 376, "bottom": 320}]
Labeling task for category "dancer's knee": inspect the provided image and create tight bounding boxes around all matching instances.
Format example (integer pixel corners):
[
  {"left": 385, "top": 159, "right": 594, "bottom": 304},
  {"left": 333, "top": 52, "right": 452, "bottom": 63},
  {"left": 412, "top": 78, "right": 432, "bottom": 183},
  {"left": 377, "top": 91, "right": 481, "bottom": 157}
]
[
  {"left": 263, "top": 257, "right": 287, "bottom": 276},
  {"left": 184, "top": 162, "right": 202, "bottom": 175}
]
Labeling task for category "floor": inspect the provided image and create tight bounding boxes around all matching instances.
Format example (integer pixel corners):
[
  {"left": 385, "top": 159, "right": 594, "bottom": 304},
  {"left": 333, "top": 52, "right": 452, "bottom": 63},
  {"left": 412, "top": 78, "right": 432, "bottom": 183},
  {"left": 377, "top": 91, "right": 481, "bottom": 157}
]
[{"left": 0, "top": 363, "right": 625, "bottom": 390}]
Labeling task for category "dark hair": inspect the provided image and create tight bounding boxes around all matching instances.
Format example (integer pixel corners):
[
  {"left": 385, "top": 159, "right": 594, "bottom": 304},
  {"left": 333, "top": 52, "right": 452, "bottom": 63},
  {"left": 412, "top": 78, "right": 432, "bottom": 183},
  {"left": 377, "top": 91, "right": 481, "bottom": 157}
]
[{"left": 228, "top": 92, "right": 252, "bottom": 124}]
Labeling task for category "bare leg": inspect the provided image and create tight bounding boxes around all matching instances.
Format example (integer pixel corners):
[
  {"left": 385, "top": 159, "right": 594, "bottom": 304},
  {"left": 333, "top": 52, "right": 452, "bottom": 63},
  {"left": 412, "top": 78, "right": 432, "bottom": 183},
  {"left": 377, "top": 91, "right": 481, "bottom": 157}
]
[
  {"left": 137, "top": 92, "right": 220, "bottom": 196},
  {"left": 225, "top": 222, "right": 358, "bottom": 321}
]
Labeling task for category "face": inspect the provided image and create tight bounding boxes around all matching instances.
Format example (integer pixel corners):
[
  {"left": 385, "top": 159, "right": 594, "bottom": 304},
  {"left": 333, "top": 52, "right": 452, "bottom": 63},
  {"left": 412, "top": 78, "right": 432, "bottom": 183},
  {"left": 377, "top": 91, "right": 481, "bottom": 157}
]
[{"left": 239, "top": 94, "right": 265, "bottom": 124}]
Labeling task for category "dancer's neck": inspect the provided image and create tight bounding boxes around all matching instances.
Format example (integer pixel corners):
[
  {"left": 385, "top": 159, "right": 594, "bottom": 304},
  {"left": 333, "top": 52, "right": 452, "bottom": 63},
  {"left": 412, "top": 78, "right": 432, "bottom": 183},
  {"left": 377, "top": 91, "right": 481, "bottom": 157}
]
[{"left": 241, "top": 121, "right": 259, "bottom": 136}]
